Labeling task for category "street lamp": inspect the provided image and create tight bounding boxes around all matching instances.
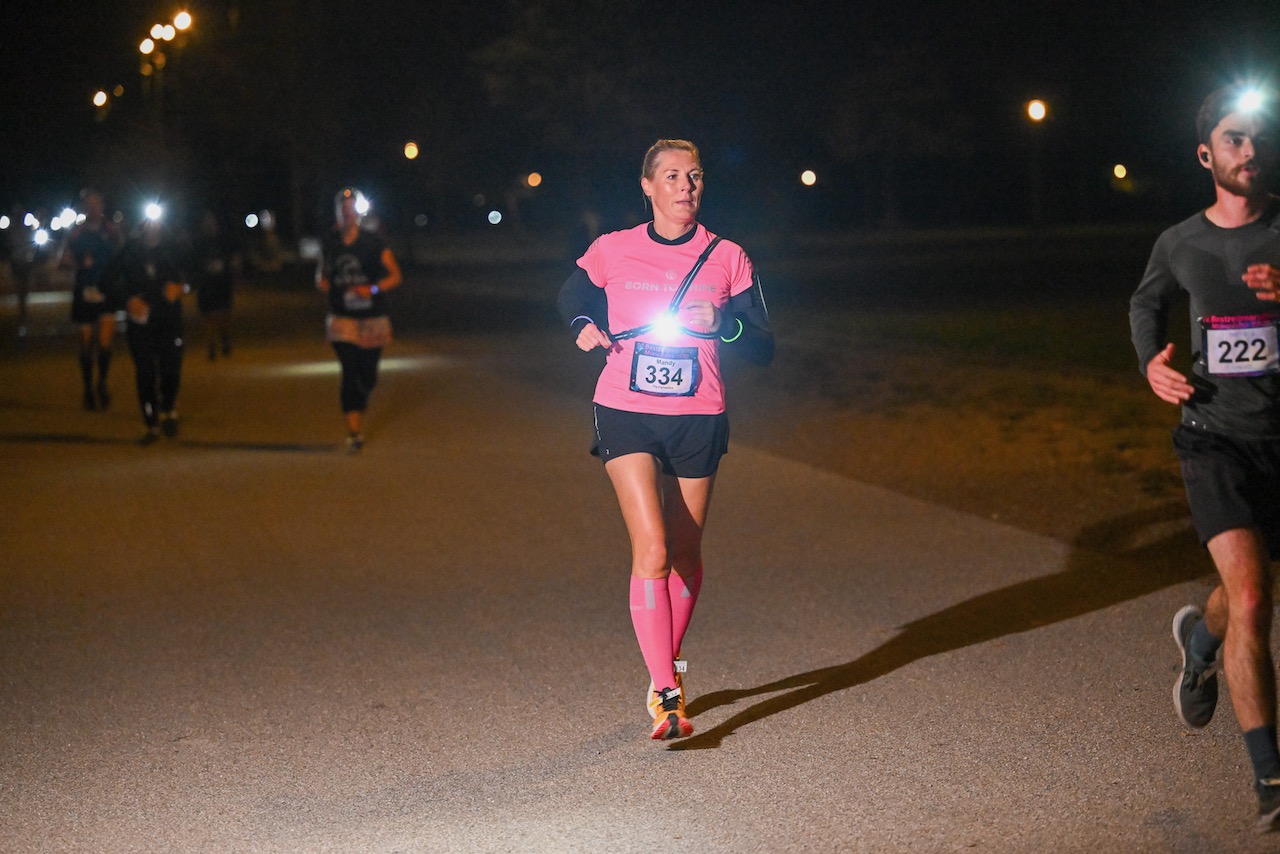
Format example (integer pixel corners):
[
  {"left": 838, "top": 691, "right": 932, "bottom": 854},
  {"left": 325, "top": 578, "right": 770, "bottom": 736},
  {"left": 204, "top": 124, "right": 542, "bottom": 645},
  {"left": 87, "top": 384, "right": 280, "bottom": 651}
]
[{"left": 1024, "top": 98, "right": 1049, "bottom": 227}]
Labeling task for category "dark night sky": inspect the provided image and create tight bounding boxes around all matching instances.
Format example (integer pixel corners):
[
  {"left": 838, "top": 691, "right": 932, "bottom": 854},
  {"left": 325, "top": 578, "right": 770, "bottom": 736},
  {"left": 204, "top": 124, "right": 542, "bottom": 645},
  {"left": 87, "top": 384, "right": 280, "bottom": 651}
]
[{"left": 1, "top": 0, "right": 1276, "bottom": 232}]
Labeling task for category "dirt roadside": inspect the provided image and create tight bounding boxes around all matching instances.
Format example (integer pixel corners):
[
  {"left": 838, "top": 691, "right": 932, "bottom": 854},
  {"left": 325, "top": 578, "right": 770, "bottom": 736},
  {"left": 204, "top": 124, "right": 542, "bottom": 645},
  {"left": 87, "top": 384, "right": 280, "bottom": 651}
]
[{"left": 726, "top": 304, "right": 1197, "bottom": 553}]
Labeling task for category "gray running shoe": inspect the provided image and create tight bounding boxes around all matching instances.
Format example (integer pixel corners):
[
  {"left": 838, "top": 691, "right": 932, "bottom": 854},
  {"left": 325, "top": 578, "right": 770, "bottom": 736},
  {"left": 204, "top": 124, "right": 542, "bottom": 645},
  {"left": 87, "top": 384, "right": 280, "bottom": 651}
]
[
  {"left": 1257, "top": 778, "right": 1280, "bottom": 833},
  {"left": 1172, "top": 605, "right": 1218, "bottom": 729}
]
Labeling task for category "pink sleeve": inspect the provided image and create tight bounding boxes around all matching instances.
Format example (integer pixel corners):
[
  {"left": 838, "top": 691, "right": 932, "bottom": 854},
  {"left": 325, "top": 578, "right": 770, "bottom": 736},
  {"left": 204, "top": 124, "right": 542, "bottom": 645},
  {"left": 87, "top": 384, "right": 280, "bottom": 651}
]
[
  {"left": 576, "top": 234, "right": 609, "bottom": 288},
  {"left": 726, "top": 241, "right": 755, "bottom": 297}
]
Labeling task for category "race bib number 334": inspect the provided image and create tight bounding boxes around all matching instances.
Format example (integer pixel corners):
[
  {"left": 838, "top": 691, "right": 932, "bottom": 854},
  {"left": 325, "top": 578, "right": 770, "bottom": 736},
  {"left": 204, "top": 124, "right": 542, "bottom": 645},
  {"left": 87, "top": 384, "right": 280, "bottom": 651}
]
[
  {"left": 1200, "top": 314, "right": 1280, "bottom": 377},
  {"left": 630, "top": 342, "right": 698, "bottom": 396}
]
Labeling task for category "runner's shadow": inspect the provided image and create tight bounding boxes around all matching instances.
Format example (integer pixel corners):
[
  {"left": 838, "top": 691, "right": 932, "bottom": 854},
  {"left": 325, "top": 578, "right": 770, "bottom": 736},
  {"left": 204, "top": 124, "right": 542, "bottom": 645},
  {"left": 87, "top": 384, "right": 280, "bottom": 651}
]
[
  {"left": 1, "top": 432, "right": 141, "bottom": 447},
  {"left": 1, "top": 432, "right": 337, "bottom": 453},
  {"left": 673, "top": 502, "right": 1208, "bottom": 751},
  {"left": 177, "top": 439, "right": 338, "bottom": 454}
]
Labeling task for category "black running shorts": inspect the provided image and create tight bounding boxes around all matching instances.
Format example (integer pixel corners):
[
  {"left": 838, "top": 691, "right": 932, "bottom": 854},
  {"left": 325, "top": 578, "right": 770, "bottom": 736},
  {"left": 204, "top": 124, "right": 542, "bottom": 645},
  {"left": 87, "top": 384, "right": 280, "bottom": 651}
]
[
  {"left": 1173, "top": 424, "right": 1280, "bottom": 556},
  {"left": 591, "top": 404, "right": 729, "bottom": 478}
]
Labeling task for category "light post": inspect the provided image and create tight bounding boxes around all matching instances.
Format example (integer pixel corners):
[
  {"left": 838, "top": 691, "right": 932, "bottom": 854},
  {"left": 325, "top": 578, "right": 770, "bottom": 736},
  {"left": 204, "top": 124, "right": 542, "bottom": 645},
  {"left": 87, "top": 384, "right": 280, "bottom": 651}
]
[
  {"left": 137, "top": 12, "right": 192, "bottom": 146},
  {"left": 1025, "top": 98, "right": 1048, "bottom": 228}
]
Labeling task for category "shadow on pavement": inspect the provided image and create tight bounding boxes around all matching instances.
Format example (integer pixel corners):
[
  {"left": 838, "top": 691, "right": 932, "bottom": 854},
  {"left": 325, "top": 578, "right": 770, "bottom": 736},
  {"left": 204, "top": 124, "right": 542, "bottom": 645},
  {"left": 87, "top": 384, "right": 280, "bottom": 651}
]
[
  {"left": 1, "top": 432, "right": 338, "bottom": 454},
  {"left": 672, "top": 502, "right": 1209, "bottom": 751},
  {"left": 1, "top": 432, "right": 144, "bottom": 448}
]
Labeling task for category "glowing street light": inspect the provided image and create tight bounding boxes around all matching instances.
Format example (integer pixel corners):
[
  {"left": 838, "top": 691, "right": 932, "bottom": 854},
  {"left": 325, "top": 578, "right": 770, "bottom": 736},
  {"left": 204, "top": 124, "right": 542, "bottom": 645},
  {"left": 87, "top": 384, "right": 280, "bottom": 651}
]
[
  {"left": 160, "top": 24, "right": 176, "bottom": 41},
  {"left": 92, "top": 90, "right": 108, "bottom": 107},
  {"left": 174, "top": 11, "right": 193, "bottom": 31},
  {"left": 800, "top": 169, "right": 818, "bottom": 187},
  {"left": 139, "top": 37, "right": 155, "bottom": 55},
  {"left": 403, "top": 140, "right": 419, "bottom": 160},
  {"left": 526, "top": 172, "right": 543, "bottom": 188},
  {"left": 1113, "top": 164, "right": 1128, "bottom": 180},
  {"left": 1024, "top": 99, "right": 1050, "bottom": 227},
  {"left": 150, "top": 23, "right": 165, "bottom": 39}
]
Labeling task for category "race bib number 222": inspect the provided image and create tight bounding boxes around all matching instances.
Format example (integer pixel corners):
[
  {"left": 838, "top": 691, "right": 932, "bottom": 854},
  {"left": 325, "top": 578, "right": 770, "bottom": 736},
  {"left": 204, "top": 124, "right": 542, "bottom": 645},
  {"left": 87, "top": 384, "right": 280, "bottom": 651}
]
[{"left": 1200, "top": 314, "right": 1280, "bottom": 377}]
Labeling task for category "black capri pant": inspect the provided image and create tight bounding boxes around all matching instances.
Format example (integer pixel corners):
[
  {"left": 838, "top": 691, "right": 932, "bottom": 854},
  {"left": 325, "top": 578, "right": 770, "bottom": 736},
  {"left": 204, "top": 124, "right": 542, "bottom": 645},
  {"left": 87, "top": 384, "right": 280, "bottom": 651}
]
[{"left": 332, "top": 341, "right": 382, "bottom": 413}]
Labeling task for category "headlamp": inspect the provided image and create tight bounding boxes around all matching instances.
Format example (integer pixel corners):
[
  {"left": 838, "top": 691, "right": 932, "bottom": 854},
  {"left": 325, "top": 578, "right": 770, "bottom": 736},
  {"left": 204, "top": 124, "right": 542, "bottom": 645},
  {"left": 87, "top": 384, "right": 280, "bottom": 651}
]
[{"left": 1239, "top": 88, "right": 1266, "bottom": 114}]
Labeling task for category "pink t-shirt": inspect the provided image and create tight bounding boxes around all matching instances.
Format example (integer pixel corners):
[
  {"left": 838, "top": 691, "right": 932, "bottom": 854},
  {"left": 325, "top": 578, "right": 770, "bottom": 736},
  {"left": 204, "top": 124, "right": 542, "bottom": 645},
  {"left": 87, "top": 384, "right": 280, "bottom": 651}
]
[{"left": 577, "top": 223, "right": 755, "bottom": 415}]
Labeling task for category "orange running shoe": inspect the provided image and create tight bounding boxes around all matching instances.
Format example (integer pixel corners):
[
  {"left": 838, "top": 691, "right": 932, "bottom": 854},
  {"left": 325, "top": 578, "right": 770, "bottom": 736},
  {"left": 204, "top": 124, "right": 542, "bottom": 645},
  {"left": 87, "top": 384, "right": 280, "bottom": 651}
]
[
  {"left": 649, "top": 686, "right": 693, "bottom": 740},
  {"left": 646, "top": 659, "right": 686, "bottom": 719}
]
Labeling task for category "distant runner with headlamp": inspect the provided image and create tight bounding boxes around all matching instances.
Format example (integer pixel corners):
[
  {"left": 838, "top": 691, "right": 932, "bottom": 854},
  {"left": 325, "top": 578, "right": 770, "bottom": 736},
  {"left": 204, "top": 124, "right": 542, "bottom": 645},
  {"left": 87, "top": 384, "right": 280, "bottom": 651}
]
[
  {"left": 557, "top": 139, "right": 773, "bottom": 740},
  {"left": 316, "top": 187, "right": 403, "bottom": 454},
  {"left": 1129, "top": 83, "right": 1280, "bottom": 832}
]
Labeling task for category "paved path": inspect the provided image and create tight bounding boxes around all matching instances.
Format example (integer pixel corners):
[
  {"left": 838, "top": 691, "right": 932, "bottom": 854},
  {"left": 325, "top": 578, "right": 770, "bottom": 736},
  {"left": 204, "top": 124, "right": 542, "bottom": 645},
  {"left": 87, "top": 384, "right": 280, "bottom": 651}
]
[{"left": 0, "top": 282, "right": 1273, "bottom": 851}]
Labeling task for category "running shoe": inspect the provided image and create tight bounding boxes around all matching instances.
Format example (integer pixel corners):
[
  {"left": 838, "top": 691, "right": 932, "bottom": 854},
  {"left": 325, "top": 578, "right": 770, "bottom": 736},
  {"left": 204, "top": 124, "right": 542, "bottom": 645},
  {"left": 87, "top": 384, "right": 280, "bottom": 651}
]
[
  {"left": 346, "top": 433, "right": 364, "bottom": 454},
  {"left": 646, "top": 659, "right": 686, "bottom": 720},
  {"left": 1258, "top": 778, "right": 1280, "bottom": 832},
  {"left": 1172, "top": 605, "right": 1218, "bottom": 729},
  {"left": 649, "top": 686, "right": 693, "bottom": 740},
  {"left": 160, "top": 411, "right": 179, "bottom": 438}
]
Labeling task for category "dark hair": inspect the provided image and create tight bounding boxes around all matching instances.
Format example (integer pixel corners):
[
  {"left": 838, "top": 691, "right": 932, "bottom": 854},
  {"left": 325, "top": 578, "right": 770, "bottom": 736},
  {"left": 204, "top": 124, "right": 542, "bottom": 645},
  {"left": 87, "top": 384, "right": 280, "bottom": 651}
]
[
  {"left": 641, "top": 140, "right": 701, "bottom": 180},
  {"left": 1197, "top": 84, "right": 1275, "bottom": 145}
]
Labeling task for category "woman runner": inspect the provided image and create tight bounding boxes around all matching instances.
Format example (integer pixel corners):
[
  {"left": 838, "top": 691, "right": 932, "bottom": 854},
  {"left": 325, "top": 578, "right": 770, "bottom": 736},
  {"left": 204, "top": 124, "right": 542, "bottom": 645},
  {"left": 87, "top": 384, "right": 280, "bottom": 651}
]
[
  {"left": 316, "top": 188, "right": 403, "bottom": 453},
  {"left": 557, "top": 139, "right": 774, "bottom": 739}
]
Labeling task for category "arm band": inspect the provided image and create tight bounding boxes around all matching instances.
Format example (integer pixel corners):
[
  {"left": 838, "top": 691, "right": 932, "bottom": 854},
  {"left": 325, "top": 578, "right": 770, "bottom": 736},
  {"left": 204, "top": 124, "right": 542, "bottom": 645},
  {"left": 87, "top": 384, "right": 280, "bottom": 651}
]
[
  {"left": 719, "top": 279, "right": 774, "bottom": 366},
  {"left": 720, "top": 316, "right": 744, "bottom": 343}
]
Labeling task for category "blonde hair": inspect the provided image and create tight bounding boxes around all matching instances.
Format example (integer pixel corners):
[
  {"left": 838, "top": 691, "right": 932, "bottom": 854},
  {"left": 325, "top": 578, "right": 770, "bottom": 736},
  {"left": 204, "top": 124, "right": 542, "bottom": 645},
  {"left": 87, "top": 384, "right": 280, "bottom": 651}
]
[{"left": 641, "top": 139, "right": 701, "bottom": 180}]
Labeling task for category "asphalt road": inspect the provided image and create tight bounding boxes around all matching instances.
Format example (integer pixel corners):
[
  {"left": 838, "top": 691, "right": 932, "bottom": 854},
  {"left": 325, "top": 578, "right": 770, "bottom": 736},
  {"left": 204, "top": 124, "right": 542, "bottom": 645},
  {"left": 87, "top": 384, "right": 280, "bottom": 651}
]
[{"left": 1, "top": 255, "right": 1275, "bottom": 852}]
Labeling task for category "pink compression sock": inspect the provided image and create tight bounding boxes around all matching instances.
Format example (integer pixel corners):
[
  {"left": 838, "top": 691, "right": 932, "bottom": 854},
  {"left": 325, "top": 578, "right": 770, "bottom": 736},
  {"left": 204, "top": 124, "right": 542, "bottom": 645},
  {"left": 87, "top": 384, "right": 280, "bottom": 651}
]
[
  {"left": 629, "top": 576, "right": 676, "bottom": 690},
  {"left": 669, "top": 565, "right": 703, "bottom": 658}
]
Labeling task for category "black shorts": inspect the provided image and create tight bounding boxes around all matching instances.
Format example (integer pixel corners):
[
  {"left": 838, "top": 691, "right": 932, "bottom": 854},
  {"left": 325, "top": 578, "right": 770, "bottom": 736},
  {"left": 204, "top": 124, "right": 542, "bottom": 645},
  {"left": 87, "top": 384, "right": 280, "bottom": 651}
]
[
  {"left": 1173, "top": 424, "right": 1280, "bottom": 556},
  {"left": 70, "top": 289, "right": 117, "bottom": 325},
  {"left": 591, "top": 404, "right": 729, "bottom": 478}
]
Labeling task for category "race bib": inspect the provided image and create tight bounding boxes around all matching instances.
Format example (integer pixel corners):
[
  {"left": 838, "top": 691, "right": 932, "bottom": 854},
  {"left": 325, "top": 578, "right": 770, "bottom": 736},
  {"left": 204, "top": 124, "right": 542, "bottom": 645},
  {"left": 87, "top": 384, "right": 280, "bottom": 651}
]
[
  {"left": 1200, "top": 315, "right": 1280, "bottom": 377},
  {"left": 630, "top": 342, "right": 698, "bottom": 396},
  {"left": 342, "top": 288, "right": 372, "bottom": 312}
]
